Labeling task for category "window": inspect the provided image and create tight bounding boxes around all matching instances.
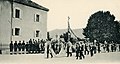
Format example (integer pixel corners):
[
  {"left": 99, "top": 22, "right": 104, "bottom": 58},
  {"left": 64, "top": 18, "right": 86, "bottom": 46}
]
[
  {"left": 15, "top": 28, "right": 20, "bottom": 36},
  {"left": 15, "top": 9, "right": 20, "bottom": 18},
  {"left": 36, "top": 30, "right": 40, "bottom": 37},
  {"left": 36, "top": 14, "right": 39, "bottom": 22},
  {"left": 35, "top": 14, "right": 40, "bottom": 22}
]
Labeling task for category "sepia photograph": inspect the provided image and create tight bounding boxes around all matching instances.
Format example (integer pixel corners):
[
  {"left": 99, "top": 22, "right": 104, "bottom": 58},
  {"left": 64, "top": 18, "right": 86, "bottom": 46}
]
[{"left": 0, "top": 0, "right": 120, "bottom": 64}]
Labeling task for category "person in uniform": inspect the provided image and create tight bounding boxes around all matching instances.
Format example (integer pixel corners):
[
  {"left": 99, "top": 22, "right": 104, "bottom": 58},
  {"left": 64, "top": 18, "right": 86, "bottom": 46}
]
[
  {"left": 106, "top": 44, "right": 110, "bottom": 52},
  {"left": 93, "top": 45, "right": 96, "bottom": 54},
  {"left": 25, "top": 42, "right": 29, "bottom": 54},
  {"left": 22, "top": 40, "right": 25, "bottom": 54},
  {"left": 84, "top": 44, "right": 89, "bottom": 55},
  {"left": 119, "top": 44, "right": 120, "bottom": 52},
  {"left": 28, "top": 39, "right": 32, "bottom": 53},
  {"left": 14, "top": 41, "right": 18, "bottom": 54},
  {"left": 90, "top": 44, "right": 94, "bottom": 57},
  {"left": 34, "top": 40, "right": 38, "bottom": 53},
  {"left": 37, "top": 39, "right": 41, "bottom": 53},
  {"left": 18, "top": 41, "right": 22, "bottom": 54},
  {"left": 111, "top": 44, "right": 114, "bottom": 52},
  {"left": 98, "top": 43, "right": 101, "bottom": 53},
  {"left": 10, "top": 41, "right": 14, "bottom": 54},
  {"left": 79, "top": 42, "right": 85, "bottom": 59},
  {"left": 66, "top": 41, "right": 72, "bottom": 57},
  {"left": 32, "top": 39, "right": 35, "bottom": 53},
  {"left": 76, "top": 43, "right": 80, "bottom": 59}
]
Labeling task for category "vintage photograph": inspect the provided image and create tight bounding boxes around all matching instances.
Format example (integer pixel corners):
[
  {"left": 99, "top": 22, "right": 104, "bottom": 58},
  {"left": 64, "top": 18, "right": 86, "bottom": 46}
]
[{"left": 0, "top": 0, "right": 120, "bottom": 64}]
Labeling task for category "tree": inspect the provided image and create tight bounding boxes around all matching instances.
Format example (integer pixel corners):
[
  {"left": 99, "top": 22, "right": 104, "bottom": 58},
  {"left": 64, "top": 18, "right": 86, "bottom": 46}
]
[{"left": 83, "top": 11, "right": 120, "bottom": 43}]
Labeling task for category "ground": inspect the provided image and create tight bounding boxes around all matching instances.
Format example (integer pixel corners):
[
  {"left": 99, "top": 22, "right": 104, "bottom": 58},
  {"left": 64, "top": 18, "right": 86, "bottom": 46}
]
[{"left": 0, "top": 52, "right": 120, "bottom": 64}]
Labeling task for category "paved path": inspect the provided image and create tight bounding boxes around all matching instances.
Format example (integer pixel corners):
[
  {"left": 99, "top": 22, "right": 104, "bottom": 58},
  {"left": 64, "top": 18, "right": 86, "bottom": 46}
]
[{"left": 0, "top": 52, "right": 120, "bottom": 64}]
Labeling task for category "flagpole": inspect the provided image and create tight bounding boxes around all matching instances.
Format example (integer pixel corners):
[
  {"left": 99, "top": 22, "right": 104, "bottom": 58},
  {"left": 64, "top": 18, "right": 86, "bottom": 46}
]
[
  {"left": 68, "top": 16, "right": 70, "bottom": 33},
  {"left": 67, "top": 16, "right": 70, "bottom": 41}
]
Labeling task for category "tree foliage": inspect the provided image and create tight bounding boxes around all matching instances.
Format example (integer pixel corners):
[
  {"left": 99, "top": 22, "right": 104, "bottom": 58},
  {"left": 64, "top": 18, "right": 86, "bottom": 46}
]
[{"left": 83, "top": 11, "right": 120, "bottom": 43}]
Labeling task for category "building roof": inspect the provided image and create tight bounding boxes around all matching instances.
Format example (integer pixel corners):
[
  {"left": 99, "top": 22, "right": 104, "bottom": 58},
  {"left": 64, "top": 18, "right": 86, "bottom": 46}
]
[{"left": 10, "top": 0, "right": 49, "bottom": 11}]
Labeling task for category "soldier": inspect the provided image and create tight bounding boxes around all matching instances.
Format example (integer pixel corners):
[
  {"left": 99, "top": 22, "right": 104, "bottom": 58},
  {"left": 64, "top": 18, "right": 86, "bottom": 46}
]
[
  {"left": 14, "top": 41, "right": 18, "bottom": 54},
  {"left": 34, "top": 40, "right": 38, "bottom": 53},
  {"left": 98, "top": 43, "right": 101, "bottom": 53},
  {"left": 119, "top": 44, "right": 120, "bottom": 52},
  {"left": 0, "top": 50, "right": 1, "bottom": 54},
  {"left": 29, "top": 39, "right": 32, "bottom": 53},
  {"left": 46, "top": 43, "right": 50, "bottom": 58},
  {"left": 22, "top": 40, "right": 25, "bottom": 54},
  {"left": 10, "top": 41, "right": 14, "bottom": 54},
  {"left": 84, "top": 44, "right": 89, "bottom": 55},
  {"left": 76, "top": 43, "right": 80, "bottom": 59},
  {"left": 37, "top": 39, "right": 41, "bottom": 53},
  {"left": 41, "top": 39, "right": 45, "bottom": 53},
  {"left": 111, "top": 44, "right": 114, "bottom": 52},
  {"left": 90, "top": 44, "right": 94, "bottom": 57},
  {"left": 106, "top": 44, "right": 110, "bottom": 52},
  {"left": 25, "top": 42, "right": 29, "bottom": 54},
  {"left": 66, "top": 41, "right": 72, "bottom": 57},
  {"left": 79, "top": 43, "right": 85, "bottom": 59},
  {"left": 18, "top": 41, "right": 22, "bottom": 54},
  {"left": 114, "top": 43, "right": 116, "bottom": 52},
  {"left": 93, "top": 45, "right": 96, "bottom": 54},
  {"left": 32, "top": 39, "right": 36, "bottom": 53}
]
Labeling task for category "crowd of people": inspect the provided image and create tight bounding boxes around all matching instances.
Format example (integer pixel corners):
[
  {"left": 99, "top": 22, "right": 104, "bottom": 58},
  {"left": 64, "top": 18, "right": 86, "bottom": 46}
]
[
  {"left": 9, "top": 39, "right": 45, "bottom": 54},
  {"left": 9, "top": 38, "right": 120, "bottom": 60},
  {"left": 44, "top": 38, "right": 120, "bottom": 59}
]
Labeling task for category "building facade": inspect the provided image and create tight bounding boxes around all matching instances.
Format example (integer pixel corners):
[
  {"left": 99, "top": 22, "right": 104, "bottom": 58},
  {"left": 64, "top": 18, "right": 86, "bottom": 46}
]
[{"left": 0, "top": 0, "right": 49, "bottom": 45}]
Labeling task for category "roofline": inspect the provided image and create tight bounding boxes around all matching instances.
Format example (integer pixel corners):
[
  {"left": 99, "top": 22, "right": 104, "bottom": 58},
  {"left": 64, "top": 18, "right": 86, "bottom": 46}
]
[{"left": 13, "top": 1, "right": 49, "bottom": 12}]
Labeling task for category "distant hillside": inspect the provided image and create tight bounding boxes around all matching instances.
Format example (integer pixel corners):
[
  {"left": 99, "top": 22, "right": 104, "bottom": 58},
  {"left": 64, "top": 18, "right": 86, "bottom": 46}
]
[{"left": 49, "top": 28, "right": 85, "bottom": 39}]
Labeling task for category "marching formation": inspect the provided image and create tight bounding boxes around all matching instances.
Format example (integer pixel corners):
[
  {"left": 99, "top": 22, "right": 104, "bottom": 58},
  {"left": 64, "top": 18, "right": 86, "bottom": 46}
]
[{"left": 9, "top": 38, "right": 120, "bottom": 60}]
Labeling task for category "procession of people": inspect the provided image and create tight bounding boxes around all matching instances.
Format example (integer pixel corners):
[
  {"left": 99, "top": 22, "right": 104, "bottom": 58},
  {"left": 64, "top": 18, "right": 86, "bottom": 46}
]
[{"left": 9, "top": 37, "right": 120, "bottom": 60}]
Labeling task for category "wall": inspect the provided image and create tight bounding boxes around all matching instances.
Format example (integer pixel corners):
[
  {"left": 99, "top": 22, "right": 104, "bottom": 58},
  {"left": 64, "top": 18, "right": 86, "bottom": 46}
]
[
  {"left": 12, "top": 2, "right": 47, "bottom": 42},
  {"left": 0, "top": 1, "right": 48, "bottom": 46},
  {"left": 0, "top": 1, "right": 11, "bottom": 45}
]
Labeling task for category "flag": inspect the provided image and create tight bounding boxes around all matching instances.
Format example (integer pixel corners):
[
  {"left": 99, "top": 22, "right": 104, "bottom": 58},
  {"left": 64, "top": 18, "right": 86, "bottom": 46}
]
[{"left": 68, "top": 16, "right": 70, "bottom": 20}]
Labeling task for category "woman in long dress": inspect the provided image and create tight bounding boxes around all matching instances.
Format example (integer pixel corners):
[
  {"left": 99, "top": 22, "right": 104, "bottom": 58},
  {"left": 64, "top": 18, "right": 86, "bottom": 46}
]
[{"left": 58, "top": 38, "right": 66, "bottom": 57}]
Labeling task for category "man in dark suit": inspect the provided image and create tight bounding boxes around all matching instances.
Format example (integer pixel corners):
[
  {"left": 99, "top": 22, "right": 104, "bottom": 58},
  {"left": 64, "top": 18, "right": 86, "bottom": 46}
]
[
  {"left": 79, "top": 44, "right": 85, "bottom": 59},
  {"left": 76, "top": 43, "right": 80, "bottom": 59},
  {"left": 10, "top": 41, "right": 14, "bottom": 54},
  {"left": 22, "top": 40, "right": 25, "bottom": 54},
  {"left": 14, "top": 41, "right": 18, "bottom": 54},
  {"left": 18, "top": 41, "right": 22, "bottom": 54}
]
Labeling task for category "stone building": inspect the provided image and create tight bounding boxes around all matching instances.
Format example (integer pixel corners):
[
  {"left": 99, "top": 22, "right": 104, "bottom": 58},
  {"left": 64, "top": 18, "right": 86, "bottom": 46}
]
[{"left": 0, "top": 0, "right": 49, "bottom": 46}]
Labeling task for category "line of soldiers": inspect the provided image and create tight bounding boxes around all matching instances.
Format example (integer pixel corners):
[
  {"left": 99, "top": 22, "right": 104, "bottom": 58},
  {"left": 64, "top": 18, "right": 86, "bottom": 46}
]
[{"left": 9, "top": 39, "right": 45, "bottom": 54}]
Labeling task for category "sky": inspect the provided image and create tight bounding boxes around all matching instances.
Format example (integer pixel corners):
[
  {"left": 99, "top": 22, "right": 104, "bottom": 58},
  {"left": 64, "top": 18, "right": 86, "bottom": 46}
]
[{"left": 33, "top": 0, "right": 120, "bottom": 31}]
